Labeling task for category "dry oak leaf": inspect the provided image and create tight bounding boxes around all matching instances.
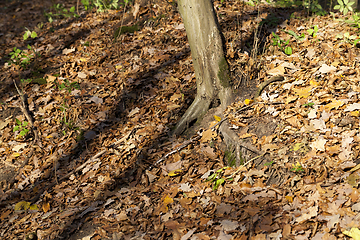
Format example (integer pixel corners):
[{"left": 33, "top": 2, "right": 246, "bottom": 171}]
[
  {"left": 345, "top": 103, "right": 360, "bottom": 112},
  {"left": 267, "top": 65, "right": 285, "bottom": 76},
  {"left": 325, "top": 99, "right": 344, "bottom": 111},
  {"left": 310, "top": 137, "right": 327, "bottom": 151},
  {"left": 201, "top": 129, "right": 217, "bottom": 143},
  {"left": 296, "top": 205, "right": 318, "bottom": 223},
  {"left": 294, "top": 86, "right": 312, "bottom": 98}
]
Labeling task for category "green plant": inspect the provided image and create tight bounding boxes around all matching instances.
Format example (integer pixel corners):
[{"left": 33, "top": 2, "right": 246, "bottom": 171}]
[
  {"left": 225, "top": 148, "right": 236, "bottom": 167},
  {"left": 245, "top": 0, "right": 259, "bottom": 6},
  {"left": 345, "top": 12, "right": 360, "bottom": 28},
  {"left": 302, "top": 102, "right": 315, "bottom": 107},
  {"left": 290, "top": 161, "right": 304, "bottom": 172},
  {"left": 334, "top": 0, "right": 354, "bottom": 15},
  {"left": 8, "top": 46, "right": 33, "bottom": 69},
  {"left": 81, "top": 0, "right": 94, "bottom": 10},
  {"left": 302, "top": 0, "right": 327, "bottom": 15},
  {"left": 45, "top": 4, "right": 79, "bottom": 23},
  {"left": 307, "top": 25, "right": 318, "bottom": 37},
  {"left": 93, "top": 0, "right": 119, "bottom": 12},
  {"left": 54, "top": 79, "right": 80, "bottom": 93},
  {"left": 264, "top": 160, "right": 274, "bottom": 166},
  {"left": 271, "top": 32, "right": 293, "bottom": 55},
  {"left": 13, "top": 118, "right": 30, "bottom": 137},
  {"left": 336, "top": 32, "right": 358, "bottom": 44},
  {"left": 284, "top": 30, "right": 305, "bottom": 41},
  {"left": 23, "top": 28, "right": 37, "bottom": 41},
  {"left": 206, "top": 167, "right": 231, "bottom": 191}
]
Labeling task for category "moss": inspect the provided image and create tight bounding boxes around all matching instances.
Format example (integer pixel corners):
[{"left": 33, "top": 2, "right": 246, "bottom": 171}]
[
  {"left": 114, "top": 24, "right": 140, "bottom": 39},
  {"left": 217, "top": 57, "right": 231, "bottom": 88}
]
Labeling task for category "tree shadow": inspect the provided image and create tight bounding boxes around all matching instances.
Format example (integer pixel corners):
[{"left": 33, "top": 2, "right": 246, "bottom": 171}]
[{"left": 0, "top": 1, "right": 329, "bottom": 239}]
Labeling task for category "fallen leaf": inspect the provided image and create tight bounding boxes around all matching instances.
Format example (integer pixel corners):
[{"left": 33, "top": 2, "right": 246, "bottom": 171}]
[
  {"left": 325, "top": 99, "right": 344, "bottom": 111},
  {"left": 319, "top": 64, "right": 337, "bottom": 74},
  {"left": 200, "top": 129, "right": 217, "bottom": 143},
  {"left": 294, "top": 86, "right": 312, "bottom": 98}
]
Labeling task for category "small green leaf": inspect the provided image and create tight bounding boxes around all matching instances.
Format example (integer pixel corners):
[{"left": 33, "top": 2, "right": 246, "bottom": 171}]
[
  {"left": 31, "top": 31, "right": 37, "bottom": 38},
  {"left": 15, "top": 118, "right": 21, "bottom": 125},
  {"left": 23, "top": 31, "right": 29, "bottom": 40},
  {"left": 285, "top": 46, "right": 292, "bottom": 55}
]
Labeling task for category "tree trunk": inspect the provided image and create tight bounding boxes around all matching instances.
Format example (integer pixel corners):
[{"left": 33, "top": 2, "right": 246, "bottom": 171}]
[{"left": 174, "top": 0, "right": 234, "bottom": 135}]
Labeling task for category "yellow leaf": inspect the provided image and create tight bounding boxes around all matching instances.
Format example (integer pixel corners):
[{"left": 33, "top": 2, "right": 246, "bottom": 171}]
[
  {"left": 244, "top": 99, "right": 254, "bottom": 105},
  {"left": 12, "top": 152, "right": 21, "bottom": 157},
  {"left": 164, "top": 195, "right": 174, "bottom": 205},
  {"left": 292, "top": 143, "right": 304, "bottom": 151},
  {"left": 325, "top": 99, "right": 344, "bottom": 111},
  {"left": 29, "top": 204, "right": 39, "bottom": 211},
  {"left": 214, "top": 115, "right": 221, "bottom": 122},
  {"left": 15, "top": 201, "right": 31, "bottom": 211},
  {"left": 285, "top": 196, "right": 293, "bottom": 203},
  {"left": 168, "top": 169, "right": 182, "bottom": 177},
  {"left": 80, "top": 58, "right": 88, "bottom": 62},
  {"left": 351, "top": 111, "right": 360, "bottom": 117},
  {"left": 294, "top": 86, "right": 312, "bottom": 98},
  {"left": 310, "top": 80, "right": 319, "bottom": 86},
  {"left": 343, "top": 227, "right": 360, "bottom": 240}
]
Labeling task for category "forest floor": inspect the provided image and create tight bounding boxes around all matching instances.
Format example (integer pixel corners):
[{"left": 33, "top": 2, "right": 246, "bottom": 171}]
[{"left": 1, "top": 0, "right": 360, "bottom": 239}]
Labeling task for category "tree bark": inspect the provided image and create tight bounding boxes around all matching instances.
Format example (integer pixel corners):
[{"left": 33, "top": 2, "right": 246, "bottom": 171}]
[{"left": 174, "top": 0, "right": 234, "bottom": 135}]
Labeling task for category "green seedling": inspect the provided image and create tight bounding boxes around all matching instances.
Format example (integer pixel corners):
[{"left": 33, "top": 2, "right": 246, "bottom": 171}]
[
  {"left": 206, "top": 167, "right": 227, "bottom": 191},
  {"left": 245, "top": 0, "right": 259, "bottom": 6},
  {"left": 81, "top": 0, "right": 94, "bottom": 11},
  {"left": 334, "top": 0, "right": 354, "bottom": 15},
  {"left": 23, "top": 28, "right": 37, "bottom": 41},
  {"left": 284, "top": 30, "right": 305, "bottom": 41},
  {"left": 271, "top": 32, "right": 293, "bottom": 55},
  {"left": 54, "top": 79, "right": 80, "bottom": 93},
  {"left": 93, "top": 0, "right": 119, "bottom": 12},
  {"left": 45, "top": 4, "right": 78, "bottom": 23},
  {"left": 21, "top": 79, "right": 33, "bottom": 85},
  {"left": 302, "top": 102, "right": 315, "bottom": 107},
  {"left": 290, "top": 161, "right": 304, "bottom": 173},
  {"left": 345, "top": 12, "right": 360, "bottom": 28},
  {"left": 264, "top": 160, "right": 274, "bottom": 166},
  {"left": 307, "top": 25, "right": 318, "bottom": 37},
  {"left": 8, "top": 47, "right": 32, "bottom": 69},
  {"left": 336, "top": 32, "right": 358, "bottom": 44},
  {"left": 13, "top": 118, "right": 30, "bottom": 137},
  {"left": 302, "top": 0, "right": 327, "bottom": 15}
]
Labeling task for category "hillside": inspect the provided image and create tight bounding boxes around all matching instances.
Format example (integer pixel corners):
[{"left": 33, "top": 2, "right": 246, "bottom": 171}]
[{"left": 1, "top": 0, "right": 360, "bottom": 239}]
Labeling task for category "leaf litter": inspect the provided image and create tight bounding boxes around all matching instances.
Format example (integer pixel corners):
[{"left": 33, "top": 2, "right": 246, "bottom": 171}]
[{"left": 1, "top": 0, "right": 360, "bottom": 239}]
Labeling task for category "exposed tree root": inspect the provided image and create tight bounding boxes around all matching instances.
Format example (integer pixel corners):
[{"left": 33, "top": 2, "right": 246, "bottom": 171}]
[{"left": 173, "top": 95, "right": 212, "bottom": 136}]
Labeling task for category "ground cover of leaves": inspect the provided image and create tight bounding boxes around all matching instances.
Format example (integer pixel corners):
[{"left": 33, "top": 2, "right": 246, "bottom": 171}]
[{"left": 1, "top": 0, "right": 360, "bottom": 239}]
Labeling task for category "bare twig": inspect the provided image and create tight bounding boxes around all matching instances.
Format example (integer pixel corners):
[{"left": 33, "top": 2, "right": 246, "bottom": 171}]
[{"left": 149, "top": 134, "right": 201, "bottom": 170}]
